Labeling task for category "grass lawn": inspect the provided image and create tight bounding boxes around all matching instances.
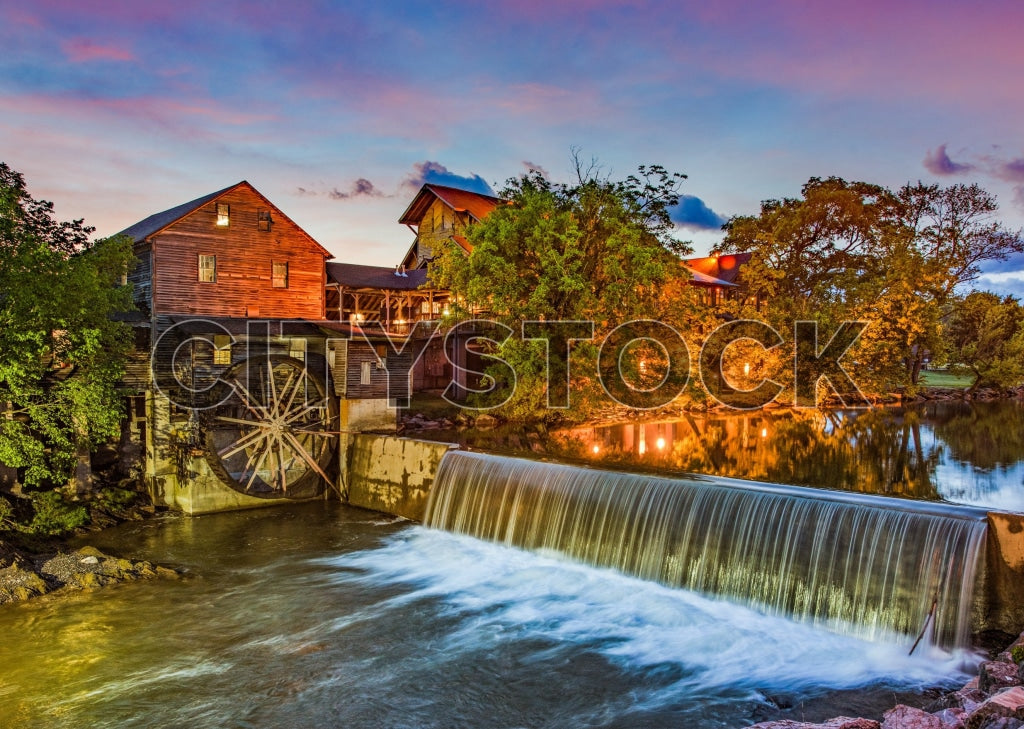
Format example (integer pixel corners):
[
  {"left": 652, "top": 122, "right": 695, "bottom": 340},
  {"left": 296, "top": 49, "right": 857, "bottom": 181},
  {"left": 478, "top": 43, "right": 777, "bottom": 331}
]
[{"left": 919, "top": 369, "right": 974, "bottom": 388}]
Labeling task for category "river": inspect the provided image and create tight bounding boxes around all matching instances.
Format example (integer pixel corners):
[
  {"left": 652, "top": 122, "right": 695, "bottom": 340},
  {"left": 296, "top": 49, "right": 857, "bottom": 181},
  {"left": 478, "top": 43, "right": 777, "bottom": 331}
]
[{"left": 0, "top": 503, "right": 976, "bottom": 728}]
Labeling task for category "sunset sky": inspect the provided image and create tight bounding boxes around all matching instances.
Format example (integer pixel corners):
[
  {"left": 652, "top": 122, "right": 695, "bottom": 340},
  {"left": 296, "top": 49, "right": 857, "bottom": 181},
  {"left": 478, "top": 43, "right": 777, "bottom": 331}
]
[{"left": 2, "top": 0, "right": 1023, "bottom": 295}]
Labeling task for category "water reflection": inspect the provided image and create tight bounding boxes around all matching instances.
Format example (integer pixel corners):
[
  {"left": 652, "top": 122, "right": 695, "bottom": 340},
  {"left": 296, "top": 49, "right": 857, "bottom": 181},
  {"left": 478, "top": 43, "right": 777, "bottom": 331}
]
[{"left": 550, "top": 400, "right": 1024, "bottom": 513}]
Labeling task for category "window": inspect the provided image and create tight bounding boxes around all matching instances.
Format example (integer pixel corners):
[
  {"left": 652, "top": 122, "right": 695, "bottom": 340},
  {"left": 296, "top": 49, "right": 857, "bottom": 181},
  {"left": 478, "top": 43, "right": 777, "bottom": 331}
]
[
  {"left": 216, "top": 203, "right": 230, "bottom": 226},
  {"left": 288, "top": 338, "right": 306, "bottom": 362},
  {"left": 258, "top": 209, "right": 272, "bottom": 232},
  {"left": 199, "top": 254, "right": 216, "bottom": 282},
  {"left": 272, "top": 261, "right": 288, "bottom": 288},
  {"left": 360, "top": 360, "right": 371, "bottom": 385},
  {"left": 213, "top": 334, "right": 231, "bottom": 365}
]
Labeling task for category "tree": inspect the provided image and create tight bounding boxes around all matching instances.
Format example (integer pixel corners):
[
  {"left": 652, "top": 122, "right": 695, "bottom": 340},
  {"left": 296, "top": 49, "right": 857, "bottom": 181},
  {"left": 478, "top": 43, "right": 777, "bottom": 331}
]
[
  {"left": 947, "top": 292, "right": 1024, "bottom": 391},
  {"left": 720, "top": 177, "right": 1024, "bottom": 394},
  {"left": 428, "top": 158, "right": 696, "bottom": 419},
  {"left": 0, "top": 163, "right": 136, "bottom": 493}
]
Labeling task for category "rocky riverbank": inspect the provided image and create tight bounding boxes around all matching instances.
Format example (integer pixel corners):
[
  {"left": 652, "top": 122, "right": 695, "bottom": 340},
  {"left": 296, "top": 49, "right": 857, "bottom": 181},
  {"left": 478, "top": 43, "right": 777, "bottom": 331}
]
[
  {"left": 0, "top": 542, "right": 180, "bottom": 604},
  {"left": 0, "top": 488, "right": 182, "bottom": 605},
  {"left": 746, "top": 633, "right": 1024, "bottom": 729}
]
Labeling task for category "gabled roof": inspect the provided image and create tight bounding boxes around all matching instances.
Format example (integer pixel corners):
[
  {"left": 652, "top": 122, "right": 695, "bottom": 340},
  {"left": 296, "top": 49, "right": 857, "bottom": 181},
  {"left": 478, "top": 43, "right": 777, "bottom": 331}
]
[
  {"left": 398, "top": 183, "right": 502, "bottom": 226},
  {"left": 683, "top": 253, "right": 751, "bottom": 286},
  {"left": 117, "top": 181, "right": 333, "bottom": 259},
  {"left": 326, "top": 262, "right": 429, "bottom": 291}
]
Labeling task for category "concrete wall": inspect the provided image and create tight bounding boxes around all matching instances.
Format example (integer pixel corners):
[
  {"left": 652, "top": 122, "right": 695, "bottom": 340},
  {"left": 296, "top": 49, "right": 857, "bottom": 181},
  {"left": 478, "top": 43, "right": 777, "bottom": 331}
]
[
  {"left": 146, "top": 391, "right": 319, "bottom": 515},
  {"left": 345, "top": 434, "right": 457, "bottom": 521},
  {"left": 339, "top": 398, "right": 397, "bottom": 432},
  {"left": 982, "top": 511, "right": 1024, "bottom": 638}
]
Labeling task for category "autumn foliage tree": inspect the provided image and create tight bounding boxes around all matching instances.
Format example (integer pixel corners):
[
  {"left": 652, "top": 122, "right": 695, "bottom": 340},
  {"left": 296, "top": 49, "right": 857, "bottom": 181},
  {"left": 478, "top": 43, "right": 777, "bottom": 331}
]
[{"left": 720, "top": 177, "right": 1023, "bottom": 396}]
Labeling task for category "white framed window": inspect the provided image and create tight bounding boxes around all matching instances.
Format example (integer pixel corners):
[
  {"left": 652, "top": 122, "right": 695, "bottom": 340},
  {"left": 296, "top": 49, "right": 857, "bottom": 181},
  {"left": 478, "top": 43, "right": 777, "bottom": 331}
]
[
  {"left": 216, "top": 203, "right": 230, "bottom": 226},
  {"left": 272, "top": 261, "right": 288, "bottom": 288},
  {"left": 199, "top": 254, "right": 216, "bottom": 282}
]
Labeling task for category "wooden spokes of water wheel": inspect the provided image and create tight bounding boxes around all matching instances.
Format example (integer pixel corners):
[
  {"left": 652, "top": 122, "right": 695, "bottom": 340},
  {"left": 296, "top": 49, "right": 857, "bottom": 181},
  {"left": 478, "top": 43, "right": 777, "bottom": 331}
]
[{"left": 204, "top": 355, "right": 335, "bottom": 499}]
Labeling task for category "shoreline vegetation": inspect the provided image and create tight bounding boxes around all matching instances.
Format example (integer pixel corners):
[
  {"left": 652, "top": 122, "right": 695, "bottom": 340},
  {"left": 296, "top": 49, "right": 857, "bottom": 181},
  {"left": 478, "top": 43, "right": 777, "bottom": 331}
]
[{"left": 0, "top": 487, "right": 180, "bottom": 606}]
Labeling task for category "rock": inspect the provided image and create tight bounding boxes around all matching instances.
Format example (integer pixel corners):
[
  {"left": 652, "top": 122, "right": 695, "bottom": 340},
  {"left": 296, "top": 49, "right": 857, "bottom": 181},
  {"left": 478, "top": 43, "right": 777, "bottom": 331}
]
[
  {"left": 745, "top": 718, "right": 880, "bottom": 729},
  {"left": 155, "top": 566, "right": 179, "bottom": 580},
  {"left": 75, "top": 546, "right": 105, "bottom": 558},
  {"left": 981, "top": 662, "right": 1021, "bottom": 693},
  {"left": 977, "top": 719, "right": 1024, "bottom": 729},
  {"left": 930, "top": 682, "right": 989, "bottom": 716},
  {"left": 966, "top": 687, "right": 1024, "bottom": 729},
  {"left": 0, "top": 563, "right": 49, "bottom": 603},
  {"left": 934, "top": 707, "right": 967, "bottom": 729},
  {"left": 882, "top": 705, "right": 944, "bottom": 729},
  {"left": 79, "top": 555, "right": 99, "bottom": 565},
  {"left": 473, "top": 414, "right": 499, "bottom": 429}
]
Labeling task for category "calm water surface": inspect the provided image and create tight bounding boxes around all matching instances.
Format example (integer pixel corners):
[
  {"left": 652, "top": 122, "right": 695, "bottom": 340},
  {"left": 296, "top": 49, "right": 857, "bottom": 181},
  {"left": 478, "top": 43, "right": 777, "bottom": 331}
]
[
  {"left": 537, "top": 400, "right": 1024, "bottom": 512},
  {"left": 0, "top": 504, "right": 973, "bottom": 729}
]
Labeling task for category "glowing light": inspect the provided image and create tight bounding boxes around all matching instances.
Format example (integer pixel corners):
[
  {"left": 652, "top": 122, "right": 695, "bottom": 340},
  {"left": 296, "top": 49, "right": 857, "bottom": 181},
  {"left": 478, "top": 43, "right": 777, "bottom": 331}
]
[
  {"left": 761, "top": 428, "right": 768, "bottom": 438},
  {"left": 639, "top": 359, "right": 647, "bottom": 374},
  {"left": 656, "top": 437, "right": 665, "bottom": 450},
  {"left": 592, "top": 445, "right": 600, "bottom": 454},
  {"left": 744, "top": 362, "right": 750, "bottom": 376}
]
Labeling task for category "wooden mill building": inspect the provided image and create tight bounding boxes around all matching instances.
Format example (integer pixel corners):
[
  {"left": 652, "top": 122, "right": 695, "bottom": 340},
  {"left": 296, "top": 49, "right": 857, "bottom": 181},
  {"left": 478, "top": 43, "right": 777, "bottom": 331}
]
[{"left": 118, "top": 182, "right": 419, "bottom": 514}]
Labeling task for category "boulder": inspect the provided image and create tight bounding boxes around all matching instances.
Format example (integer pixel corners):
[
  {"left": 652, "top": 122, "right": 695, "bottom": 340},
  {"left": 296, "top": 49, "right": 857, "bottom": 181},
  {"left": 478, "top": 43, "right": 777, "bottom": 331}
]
[
  {"left": 966, "top": 687, "right": 1024, "bottom": 729},
  {"left": 882, "top": 705, "right": 944, "bottom": 729},
  {"left": 473, "top": 414, "right": 500, "bottom": 429},
  {"left": 745, "top": 718, "right": 880, "bottom": 729},
  {"left": 981, "top": 662, "right": 1021, "bottom": 694},
  {"left": 933, "top": 707, "right": 967, "bottom": 729}
]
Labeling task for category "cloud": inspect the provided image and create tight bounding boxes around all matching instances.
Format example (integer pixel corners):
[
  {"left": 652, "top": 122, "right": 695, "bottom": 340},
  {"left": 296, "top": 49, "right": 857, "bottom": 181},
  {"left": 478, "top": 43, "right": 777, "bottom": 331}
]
[
  {"left": 976, "top": 270, "right": 1024, "bottom": 300},
  {"left": 402, "top": 161, "right": 494, "bottom": 196},
  {"left": 923, "top": 144, "right": 973, "bottom": 176},
  {"left": 671, "top": 195, "right": 728, "bottom": 231},
  {"left": 994, "top": 158, "right": 1024, "bottom": 184},
  {"left": 328, "top": 178, "right": 386, "bottom": 200},
  {"left": 522, "top": 160, "right": 549, "bottom": 177},
  {"left": 61, "top": 38, "right": 135, "bottom": 63},
  {"left": 979, "top": 251, "right": 1024, "bottom": 275}
]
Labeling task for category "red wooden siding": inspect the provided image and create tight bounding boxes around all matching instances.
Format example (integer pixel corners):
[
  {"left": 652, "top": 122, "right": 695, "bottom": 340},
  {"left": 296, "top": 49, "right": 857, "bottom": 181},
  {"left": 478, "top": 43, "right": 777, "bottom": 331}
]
[{"left": 150, "top": 186, "right": 327, "bottom": 319}]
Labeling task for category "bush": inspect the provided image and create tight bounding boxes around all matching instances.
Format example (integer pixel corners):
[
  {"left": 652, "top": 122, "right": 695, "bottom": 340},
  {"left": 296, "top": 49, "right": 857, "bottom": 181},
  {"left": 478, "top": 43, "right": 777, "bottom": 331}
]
[
  {"left": 0, "top": 497, "right": 12, "bottom": 529},
  {"left": 26, "top": 491, "right": 88, "bottom": 536}
]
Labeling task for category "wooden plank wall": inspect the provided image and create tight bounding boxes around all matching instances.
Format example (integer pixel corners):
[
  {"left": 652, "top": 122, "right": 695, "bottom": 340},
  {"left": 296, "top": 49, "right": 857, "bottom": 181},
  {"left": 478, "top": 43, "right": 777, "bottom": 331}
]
[{"left": 150, "top": 187, "right": 327, "bottom": 319}]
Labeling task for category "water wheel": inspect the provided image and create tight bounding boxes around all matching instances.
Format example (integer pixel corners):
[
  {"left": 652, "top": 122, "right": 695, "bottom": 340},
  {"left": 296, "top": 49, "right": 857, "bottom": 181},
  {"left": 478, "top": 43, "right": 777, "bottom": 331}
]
[{"left": 203, "top": 355, "right": 335, "bottom": 499}]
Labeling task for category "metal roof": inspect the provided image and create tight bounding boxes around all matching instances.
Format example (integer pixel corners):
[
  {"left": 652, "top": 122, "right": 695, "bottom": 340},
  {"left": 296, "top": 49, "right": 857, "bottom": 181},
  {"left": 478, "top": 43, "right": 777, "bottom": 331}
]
[
  {"left": 326, "top": 262, "right": 429, "bottom": 290},
  {"left": 117, "top": 181, "right": 333, "bottom": 259},
  {"left": 398, "top": 184, "right": 502, "bottom": 226}
]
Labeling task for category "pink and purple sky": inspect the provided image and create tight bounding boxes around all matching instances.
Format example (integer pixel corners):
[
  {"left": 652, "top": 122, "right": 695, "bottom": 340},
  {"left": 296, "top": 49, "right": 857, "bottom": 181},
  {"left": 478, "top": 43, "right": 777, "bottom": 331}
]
[{"left": 3, "top": 0, "right": 1024, "bottom": 294}]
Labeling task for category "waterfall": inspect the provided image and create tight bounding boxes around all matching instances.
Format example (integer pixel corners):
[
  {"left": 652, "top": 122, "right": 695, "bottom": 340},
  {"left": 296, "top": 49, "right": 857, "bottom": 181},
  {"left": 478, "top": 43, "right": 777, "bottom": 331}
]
[{"left": 424, "top": 450, "right": 988, "bottom": 649}]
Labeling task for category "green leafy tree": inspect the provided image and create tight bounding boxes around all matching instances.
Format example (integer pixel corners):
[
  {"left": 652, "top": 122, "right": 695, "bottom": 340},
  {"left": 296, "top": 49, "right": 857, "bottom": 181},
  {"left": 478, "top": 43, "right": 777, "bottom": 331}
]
[
  {"left": 0, "top": 163, "right": 136, "bottom": 493},
  {"left": 429, "top": 158, "right": 695, "bottom": 420},
  {"left": 947, "top": 292, "right": 1024, "bottom": 391}
]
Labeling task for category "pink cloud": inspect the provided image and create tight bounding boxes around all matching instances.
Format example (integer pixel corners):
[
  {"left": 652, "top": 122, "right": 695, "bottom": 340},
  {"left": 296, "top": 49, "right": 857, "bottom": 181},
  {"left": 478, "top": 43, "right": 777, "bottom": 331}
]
[
  {"left": 923, "top": 145, "right": 973, "bottom": 176},
  {"left": 61, "top": 38, "right": 135, "bottom": 62}
]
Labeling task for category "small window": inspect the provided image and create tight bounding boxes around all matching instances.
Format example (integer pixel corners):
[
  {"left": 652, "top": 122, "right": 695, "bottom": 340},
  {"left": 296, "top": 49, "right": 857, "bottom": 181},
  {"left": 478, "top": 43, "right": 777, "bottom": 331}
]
[
  {"left": 258, "top": 209, "right": 272, "bottom": 232},
  {"left": 213, "top": 334, "right": 231, "bottom": 365},
  {"left": 288, "top": 338, "right": 306, "bottom": 362},
  {"left": 360, "top": 360, "right": 371, "bottom": 385},
  {"left": 272, "top": 261, "right": 288, "bottom": 289},
  {"left": 199, "top": 254, "right": 217, "bottom": 282},
  {"left": 216, "top": 203, "right": 230, "bottom": 226}
]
